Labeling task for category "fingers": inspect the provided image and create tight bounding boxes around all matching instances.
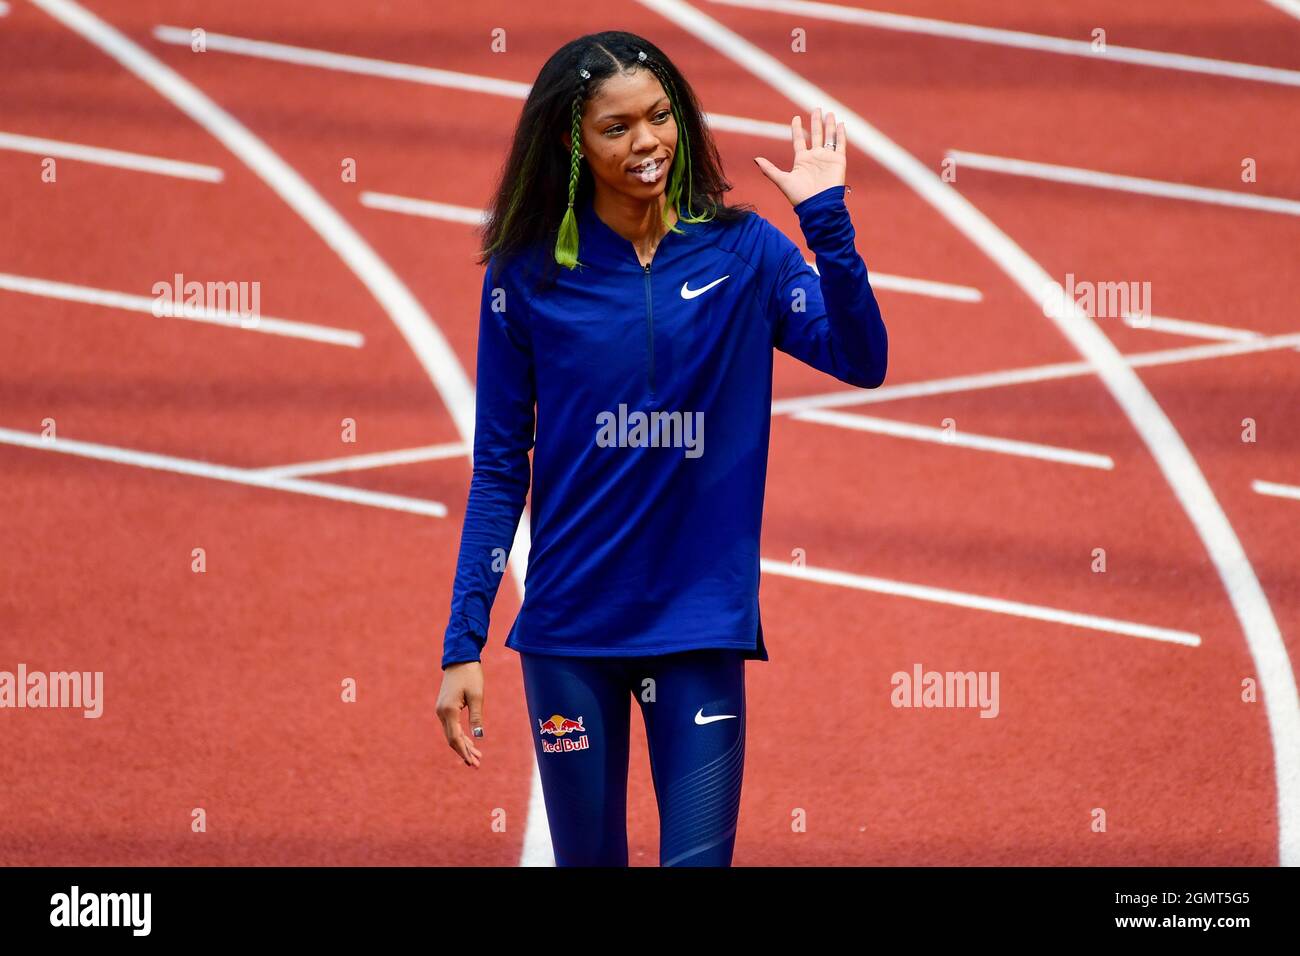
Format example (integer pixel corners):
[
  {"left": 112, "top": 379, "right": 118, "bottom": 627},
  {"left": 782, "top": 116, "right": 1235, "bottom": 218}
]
[
  {"left": 466, "top": 684, "right": 485, "bottom": 740},
  {"left": 437, "top": 696, "right": 482, "bottom": 768},
  {"left": 753, "top": 156, "right": 781, "bottom": 182},
  {"left": 837, "top": 121, "right": 847, "bottom": 159},
  {"left": 797, "top": 108, "right": 845, "bottom": 152},
  {"left": 448, "top": 719, "right": 482, "bottom": 768},
  {"left": 461, "top": 732, "right": 482, "bottom": 767}
]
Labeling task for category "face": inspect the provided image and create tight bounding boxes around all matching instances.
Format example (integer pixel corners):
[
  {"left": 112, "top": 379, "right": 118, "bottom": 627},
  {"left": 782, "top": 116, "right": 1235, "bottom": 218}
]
[{"left": 564, "top": 67, "right": 677, "bottom": 203}]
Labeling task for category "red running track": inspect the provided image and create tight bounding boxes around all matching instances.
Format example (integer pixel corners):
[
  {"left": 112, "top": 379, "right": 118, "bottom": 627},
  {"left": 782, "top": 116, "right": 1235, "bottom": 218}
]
[{"left": 1, "top": 0, "right": 1297, "bottom": 865}]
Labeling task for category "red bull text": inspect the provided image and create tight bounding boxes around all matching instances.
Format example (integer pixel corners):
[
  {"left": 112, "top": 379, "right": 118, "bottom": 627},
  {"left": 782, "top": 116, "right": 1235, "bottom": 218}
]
[{"left": 537, "top": 714, "right": 589, "bottom": 753}]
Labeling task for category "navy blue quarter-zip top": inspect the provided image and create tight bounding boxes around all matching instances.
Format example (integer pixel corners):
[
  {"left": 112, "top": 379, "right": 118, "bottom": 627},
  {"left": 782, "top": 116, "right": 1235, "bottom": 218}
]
[{"left": 441, "top": 184, "right": 887, "bottom": 667}]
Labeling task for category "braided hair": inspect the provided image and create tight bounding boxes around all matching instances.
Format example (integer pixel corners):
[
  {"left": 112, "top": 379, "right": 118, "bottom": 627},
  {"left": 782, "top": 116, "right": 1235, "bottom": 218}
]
[
  {"left": 478, "top": 32, "right": 754, "bottom": 293},
  {"left": 554, "top": 67, "right": 594, "bottom": 269}
]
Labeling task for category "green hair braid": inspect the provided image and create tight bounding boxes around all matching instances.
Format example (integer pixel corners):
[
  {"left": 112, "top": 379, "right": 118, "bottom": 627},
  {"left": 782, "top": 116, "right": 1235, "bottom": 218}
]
[
  {"left": 641, "top": 52, "right": 715, "bottom": 234},
  {"left": 553, "top": 69, "right": 590, "bottom": 270}
]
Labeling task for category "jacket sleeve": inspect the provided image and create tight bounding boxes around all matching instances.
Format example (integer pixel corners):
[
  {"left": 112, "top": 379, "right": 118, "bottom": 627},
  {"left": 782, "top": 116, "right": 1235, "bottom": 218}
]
[
  {"left": 763, "top": 185, "right": 888, "bottom": 388},
  {"left": 440, "top": 257, "right": 536, "bottom": 669}
]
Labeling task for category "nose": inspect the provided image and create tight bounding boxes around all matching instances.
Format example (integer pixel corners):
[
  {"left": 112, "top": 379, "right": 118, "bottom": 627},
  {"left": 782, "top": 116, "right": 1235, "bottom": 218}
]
[{"left": 631, "top": 121, "right": 662, "bottom": 155}]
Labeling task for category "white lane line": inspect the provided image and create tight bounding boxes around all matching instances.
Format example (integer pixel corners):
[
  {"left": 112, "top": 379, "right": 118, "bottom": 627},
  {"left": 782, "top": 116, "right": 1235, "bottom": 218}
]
[
  {"left": 0, "top": 271, "right": 364, "bottom": 347},
  {"left": 0, "top": 427, "right": 447, "bottom": 517},
  {"left": 255, "top": 442, "right": 469, "bottom": 478},
  {"left": 0, "top": 130, "right": 223, "bottom": 182},
  {"left": 854, "top": 271, "right": 980, "bottom": 303},
  {"left": 655, "top": 0, "right": 1300, "bottom": 864},
  {"left": 1263, "top": 1, "right": 1300, "bottom": 21},
  {"left": 362, "top": 190, "right": 982, "bottom": 304},
  {"left": 152, "top": 25, "right": 533, "bottom": 98},
  {"left": 1254, "top": 480, "right": 1300, "bottom": 502},
  {"left": 359, "top": 192, "right": 486, "bottom": 225},
  {"left": 1123, "top": 313, "right": 1259, "bottom": 341},
  {"left": 760, "top": 559, "right": 1200, "bottom": 647},
  {"left": 791, "top": 409, "right": 1114, "bottom": 468},
  {"left": 947, "top": 150, "right": 1300, "bottom": 218},
  {"left": 1121, "top": 312, "right": 1300, "bottom": 354},
  {"left": 708, "top": 0, "right": 1300, "bottom": 88},
  {"left": 0, "top": 3, "right": 10, "bottom": 16},
  {"left": 36, "top": 0, "right": 546, "bottom": 864},
  {"left": 771, "top": 331, "right": 1300, "bottom": 416}
]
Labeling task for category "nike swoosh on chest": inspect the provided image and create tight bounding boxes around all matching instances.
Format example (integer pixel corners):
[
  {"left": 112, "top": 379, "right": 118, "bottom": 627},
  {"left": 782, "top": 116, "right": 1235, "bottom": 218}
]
[{"left": 680, "top": 274, "right": 731, "bottom": 299}]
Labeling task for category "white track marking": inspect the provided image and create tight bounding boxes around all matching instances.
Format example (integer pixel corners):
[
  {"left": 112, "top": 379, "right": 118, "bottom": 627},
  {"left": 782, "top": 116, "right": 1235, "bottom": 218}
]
[
  {"left": 152, "top": 25, "right": 533, "bottom": 98},
  {"left": 1254, "top": 480, "right": 1300, "bottom": 502},
  {"left": 1122, "top": 312, "right": 1300, "bottom": 353},
  {"left": 359, "top": 192, "right": 487, "bottom": 225},
  {"left": 792, "top": 409, "right": 1114, "bottom": 468},
  {"left": 362, "top": 190, "right": 981, "bottom": 303},
  {"left": 848, "top": 270, "right": 980, "bottom": 302},
  {"left": 948, "top": 150, "right": 1300, "bottom": 217},
  {"left": 0, "top": 3, "right": 10, "bottom": 16},
  {"left": 0, "top": 130, "right": 223, "bottom": 181},
  {"left": 760, "top": 559, "right": 1200, "bottom": 646},
  {"left": 36, "top": 0, "right": 550, "bottom": 864},
  {"left": 1123, "top": 313, "right": 1259, "bottom": 341},
  {"left": 654, "top": 0, "right": 1300, "bottom": 864},
  {"left": 1263, "top": 1, "right": 1300, "bottom": 21},
  {"left": 0, "top": 427, "right": 447, "bottom": 517},
  {"left": 708, "top": 0, "right": 1300, "bottom": 88},
  {"left": 255, "top": 442, "right": 469, "bottom": 478},
  {"left": 0, "top": 271, "right": 364, "bottom": 347},
  {"left": 772, "top": 331, "right": 1300, "bottom": 416}
]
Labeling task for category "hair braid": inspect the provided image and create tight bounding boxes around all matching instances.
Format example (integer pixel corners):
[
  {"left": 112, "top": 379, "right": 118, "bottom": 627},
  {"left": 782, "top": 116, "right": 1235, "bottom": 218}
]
[
  {"left": 553, "top": 70, "right": 590, "bottom": 269},
  {"left": 640, "top": 53, "right": 713, "bottom": 231}
]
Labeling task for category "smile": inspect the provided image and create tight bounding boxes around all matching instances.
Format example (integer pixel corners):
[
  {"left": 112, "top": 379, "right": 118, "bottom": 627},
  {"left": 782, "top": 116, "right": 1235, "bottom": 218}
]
[{"left": 629, "top": 157, "right": 668, "bottom": 183}]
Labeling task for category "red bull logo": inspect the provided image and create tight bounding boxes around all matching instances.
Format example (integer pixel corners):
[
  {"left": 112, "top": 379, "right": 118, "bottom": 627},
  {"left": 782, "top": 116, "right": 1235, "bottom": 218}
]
[{"left": 537, "top": 713, "right": 589, "bottom": 753}]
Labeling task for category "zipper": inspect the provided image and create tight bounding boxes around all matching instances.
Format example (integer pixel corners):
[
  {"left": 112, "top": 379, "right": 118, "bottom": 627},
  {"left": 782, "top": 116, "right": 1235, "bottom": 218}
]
[{"left": 643, "top": 260, "right": 655, "bottom": 397}]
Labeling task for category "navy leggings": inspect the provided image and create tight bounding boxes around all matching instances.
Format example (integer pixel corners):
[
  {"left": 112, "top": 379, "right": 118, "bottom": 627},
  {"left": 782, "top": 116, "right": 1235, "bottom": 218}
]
[{"left": 520, "top": 648, "right": 747, "bottom": 867}]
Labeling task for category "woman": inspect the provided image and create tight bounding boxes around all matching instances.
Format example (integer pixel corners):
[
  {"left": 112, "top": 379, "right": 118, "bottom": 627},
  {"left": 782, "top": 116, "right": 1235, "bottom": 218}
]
[{"left": 435, "top": 31, "right": 887, "bottom": 867}]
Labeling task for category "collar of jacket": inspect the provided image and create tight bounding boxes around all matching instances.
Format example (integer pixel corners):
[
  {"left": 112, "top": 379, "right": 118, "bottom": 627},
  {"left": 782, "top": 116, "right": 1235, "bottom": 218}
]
[{"left": 576, "top": 192, "right": 703, "bottom": 272}]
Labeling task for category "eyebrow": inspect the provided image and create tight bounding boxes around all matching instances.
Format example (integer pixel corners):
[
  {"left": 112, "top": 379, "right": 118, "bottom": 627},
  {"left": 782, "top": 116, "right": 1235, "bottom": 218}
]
[{"left": 594, "top": 98, "right": 670, "bottom": 123}]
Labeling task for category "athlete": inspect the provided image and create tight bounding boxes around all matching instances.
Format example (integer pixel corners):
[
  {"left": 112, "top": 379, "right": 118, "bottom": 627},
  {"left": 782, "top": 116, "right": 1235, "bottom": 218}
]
[{"left": 435, "top": 31, "right": 887, "bottom": 866}]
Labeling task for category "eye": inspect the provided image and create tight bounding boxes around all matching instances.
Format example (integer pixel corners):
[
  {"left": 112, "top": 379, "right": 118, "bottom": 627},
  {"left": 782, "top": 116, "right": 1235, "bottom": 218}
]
[{"left": 603, "top": 110, "right": 673, "bottom": 136}]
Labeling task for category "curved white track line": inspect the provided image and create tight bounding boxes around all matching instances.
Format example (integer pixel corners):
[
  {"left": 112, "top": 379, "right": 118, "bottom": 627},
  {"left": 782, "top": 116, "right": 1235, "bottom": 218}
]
[
  {"left": 29, "top": 0, "right": 551, "bottom": 865},
  {"left": 647, "top": 0, "right": 1300, "bottom": 865},
  {"left": 1263, "top": 1, "right": 1300, "bottom": 23}
]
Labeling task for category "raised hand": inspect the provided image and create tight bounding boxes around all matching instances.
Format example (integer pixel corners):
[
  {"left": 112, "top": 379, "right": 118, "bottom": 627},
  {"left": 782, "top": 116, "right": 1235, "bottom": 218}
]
[{"left": 754, "top": 107, "right": 847, "bottom": 208}]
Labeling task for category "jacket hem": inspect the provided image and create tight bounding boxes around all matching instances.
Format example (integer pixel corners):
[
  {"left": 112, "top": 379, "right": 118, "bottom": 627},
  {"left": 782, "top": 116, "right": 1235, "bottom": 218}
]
[
  {"left": 506, "top": 638, "right": 759, "bottom": 659},
  {"left": 506, "top": 616, "right": 768, "bottom": 661}
]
